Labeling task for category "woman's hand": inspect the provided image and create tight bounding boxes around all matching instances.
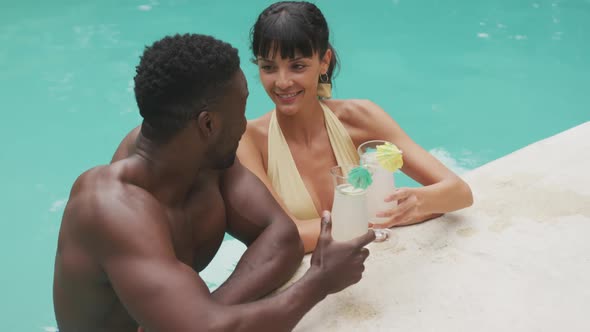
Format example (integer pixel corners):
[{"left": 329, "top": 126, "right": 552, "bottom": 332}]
[{"left": 371, "top": 188, "right": 422, "bottom": 228}]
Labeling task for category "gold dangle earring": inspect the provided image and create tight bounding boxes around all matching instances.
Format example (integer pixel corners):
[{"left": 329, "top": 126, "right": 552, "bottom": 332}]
[{"left": 317, "top": 73, "right": 332, "bottom": 99}]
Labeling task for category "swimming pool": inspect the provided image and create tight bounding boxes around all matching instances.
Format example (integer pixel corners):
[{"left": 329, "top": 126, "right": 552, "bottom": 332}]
[{"left": 1, "top": 0, "right": 588, "bottom": 330}]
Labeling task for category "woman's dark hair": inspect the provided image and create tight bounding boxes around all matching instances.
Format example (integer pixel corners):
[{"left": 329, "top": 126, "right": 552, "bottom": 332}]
[
  {"left": 134, "top": 33, "right": 240, "bottom": 142},
  {"left": 250, "top": 1, "right": 339, "bottom": 83}
]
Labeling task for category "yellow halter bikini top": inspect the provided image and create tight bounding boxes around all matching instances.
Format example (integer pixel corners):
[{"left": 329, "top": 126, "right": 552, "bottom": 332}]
[{"left": 267, "top": 102, "right": 359, "bottom": 219}]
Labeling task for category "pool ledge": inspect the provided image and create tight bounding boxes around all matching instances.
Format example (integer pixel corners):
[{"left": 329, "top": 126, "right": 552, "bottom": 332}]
[{"left": 279, "top": 121, "right": 590, "bottom": 331}]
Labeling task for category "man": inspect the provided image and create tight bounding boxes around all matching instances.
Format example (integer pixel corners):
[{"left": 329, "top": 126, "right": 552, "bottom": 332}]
[{"left": 53, "top": 33, "right": 374, "bottom": 332}]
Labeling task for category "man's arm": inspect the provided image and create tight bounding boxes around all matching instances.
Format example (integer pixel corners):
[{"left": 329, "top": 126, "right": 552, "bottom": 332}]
[
  {"left": 109, "top": 127, "right": 303, "bottom": 304},
  {"left": 214, "top": 159, "right": 304, "bottom": 305},
  {"left": 74, "top": 186, "right": 372, "bottom": 331}
]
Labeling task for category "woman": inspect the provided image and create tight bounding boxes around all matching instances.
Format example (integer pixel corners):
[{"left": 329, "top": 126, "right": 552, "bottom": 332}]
[{"left": 237, "top": 1, "right": 473, "bottom": 253}]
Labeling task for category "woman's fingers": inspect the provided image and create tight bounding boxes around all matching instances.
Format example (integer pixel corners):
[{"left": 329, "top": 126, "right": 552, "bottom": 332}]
[
  {"left": 373, "top": 195, "right": 418, "bottom": 227},
  {"left": 384, "top": 188, "right": 412, "bottom": 203}
]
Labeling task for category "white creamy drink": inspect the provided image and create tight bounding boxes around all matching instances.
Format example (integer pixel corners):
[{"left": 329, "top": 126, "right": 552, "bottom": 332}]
[
  {"left": 361, "top": 151, "right": 397, "bottom": 226},
  {"left": 331, "top": 183, "right": 369, "bottom": 241}
]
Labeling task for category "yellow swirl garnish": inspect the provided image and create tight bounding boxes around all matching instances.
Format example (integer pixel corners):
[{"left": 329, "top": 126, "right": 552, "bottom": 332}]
[{"left": 376, "top": 142, "right": 403, "bottom": 171}]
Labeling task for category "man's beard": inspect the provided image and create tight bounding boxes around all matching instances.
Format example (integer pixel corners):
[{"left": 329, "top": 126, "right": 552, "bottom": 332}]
[{"left": 213, "top": 151, "right": 236, "bottom": 170}]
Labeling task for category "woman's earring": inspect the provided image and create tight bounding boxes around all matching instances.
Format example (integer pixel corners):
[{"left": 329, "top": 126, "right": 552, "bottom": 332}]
[{"left": 317, "top": 73, "right": 332, "bottom": 99}]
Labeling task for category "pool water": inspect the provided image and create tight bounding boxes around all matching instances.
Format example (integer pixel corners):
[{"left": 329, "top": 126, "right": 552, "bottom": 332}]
[{"left": 1, "top": 0, "right": 588, "bottom": 330}]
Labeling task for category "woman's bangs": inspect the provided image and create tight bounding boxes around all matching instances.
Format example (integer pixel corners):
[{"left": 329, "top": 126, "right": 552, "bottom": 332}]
[{"left": 256, "top": 19, "right": 319, "bottom": 60}]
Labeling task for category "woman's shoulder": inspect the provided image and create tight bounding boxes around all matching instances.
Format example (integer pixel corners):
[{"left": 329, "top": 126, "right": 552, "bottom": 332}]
[
  {"left": 247, "top": 111, "right": 273, "bottom": 133},
  {"left": 323, "top": 98, "right": 402, "bottom": 145},
  {"left": 242, "top": 111, "right": 273, "bottom": 152},
  {"left": 324, "top": 99, "right": 389, "bottom": 128}
]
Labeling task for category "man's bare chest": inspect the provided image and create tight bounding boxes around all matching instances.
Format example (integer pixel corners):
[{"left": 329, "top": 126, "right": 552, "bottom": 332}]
[{"left": 165, "top": 181, "right": 227, "bottom": 272}]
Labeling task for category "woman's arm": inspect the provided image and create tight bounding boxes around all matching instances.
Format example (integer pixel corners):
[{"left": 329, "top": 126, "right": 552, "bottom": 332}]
[
  {"left": 237, "top": 124, "right": 321, "bottom": 253},
  {"left": 345, "top": 99, "right": 473, "bottom": 227}
]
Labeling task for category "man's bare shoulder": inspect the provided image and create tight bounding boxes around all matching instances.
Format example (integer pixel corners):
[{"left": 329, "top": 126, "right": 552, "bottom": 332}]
[
  {"left": 61, "top": 163, "right": 166, "bottom": 253},
  {"left": 111, "top": 126, "right": 141, "bottom": 163}
]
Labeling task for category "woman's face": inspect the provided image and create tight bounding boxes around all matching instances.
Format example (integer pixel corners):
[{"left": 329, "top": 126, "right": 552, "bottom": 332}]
[{"left": 257, "top": 47, "right": 331, "bottom": 116}]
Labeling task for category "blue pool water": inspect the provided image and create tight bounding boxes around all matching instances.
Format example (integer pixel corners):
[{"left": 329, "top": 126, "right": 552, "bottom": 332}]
[{"left": 1, "top": 0, "right": 588, "bottom": 330}]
